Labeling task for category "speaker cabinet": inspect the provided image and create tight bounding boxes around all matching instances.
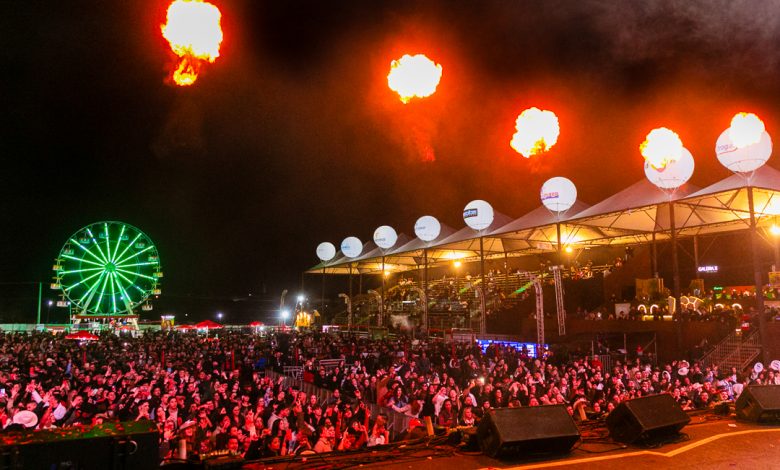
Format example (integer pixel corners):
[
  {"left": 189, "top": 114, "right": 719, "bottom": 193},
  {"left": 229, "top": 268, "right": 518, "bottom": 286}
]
[
  {"left": 606, "top": 393, "right": 690, "bottom": 443},
  {"left": 736, "top": 385, "right": 780, "bottom": 423},
  {"left": 0, "top": 419, "right": 159, "bottom": 469},
  {"left": 476, "top": 405, "right": 580, "bottom": 458}
]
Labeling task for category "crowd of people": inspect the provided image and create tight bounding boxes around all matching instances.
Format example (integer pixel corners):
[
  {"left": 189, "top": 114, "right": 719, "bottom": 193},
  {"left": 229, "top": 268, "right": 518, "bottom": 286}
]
[{"left": 0, "top": 329, "right": 777, "bottom": 463}]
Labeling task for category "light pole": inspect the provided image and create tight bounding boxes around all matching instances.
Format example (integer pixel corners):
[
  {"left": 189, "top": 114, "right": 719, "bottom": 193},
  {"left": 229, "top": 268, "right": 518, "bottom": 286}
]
[
  {"left": 46, "top": 300, "right": 53, "bottom": 325},
  {"left": 281, "top": 309, "right": 290, "bottom": 327},
  {"left": 217, "top": 311, "right": 223, "bottom": 322}
]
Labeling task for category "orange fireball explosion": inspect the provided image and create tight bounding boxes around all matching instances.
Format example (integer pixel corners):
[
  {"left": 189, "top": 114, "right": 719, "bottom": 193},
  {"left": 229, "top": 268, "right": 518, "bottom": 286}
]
[
  {"left": 161, "top": 0, "right": 223, "bottom": 86},
  {"left": 510, "top": 107, "right": 560, "bottom": 158},
  {"left": 387, "top": 54, "right": 443, "bottom": 104},
  {"left": 729, "top": 112, "right": 765, "bottom": 149},
  {"left": 640, "top": 127, "right": 683, "bottom": 171}
]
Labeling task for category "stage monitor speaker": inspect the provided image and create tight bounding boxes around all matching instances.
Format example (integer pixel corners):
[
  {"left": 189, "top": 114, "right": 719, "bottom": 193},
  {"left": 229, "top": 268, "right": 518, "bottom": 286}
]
[
  {"left": 476, "top": 405, "right": 580, "bottom": 458},
  {"left": 0, "top": 419, "right": 159, "bottom": 469},
  {"left": 736, "top": 385, "right": 780, "bottom": 423},
  {"left": 606, "top": 393, "right": 690, "bottom": 443}
]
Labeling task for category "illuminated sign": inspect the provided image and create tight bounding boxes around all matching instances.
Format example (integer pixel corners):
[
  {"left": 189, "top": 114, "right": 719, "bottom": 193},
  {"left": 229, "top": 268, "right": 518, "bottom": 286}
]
[
  {"left": 698, "top": 265, "right": 718, "bottom": 273},
  {"left": 476, "top": 340, "right": 547, "bottom": 358}
]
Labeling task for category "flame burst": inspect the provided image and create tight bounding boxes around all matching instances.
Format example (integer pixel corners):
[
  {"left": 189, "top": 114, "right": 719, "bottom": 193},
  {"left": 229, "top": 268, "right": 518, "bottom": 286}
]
[
  {"left": 510, "top": 107, "right": 560, "bottom": 158},
  {"left": 729, "top": 112, "right": 765, "bottom": 149},
  {"left": 161, "top": 0, "right": 223, "bottom": 86},
  {"left": 387, "top": 54, "right": 443, "bottom": 104},
  {"left": 640, "top": 127, "right": 683, "bottom": 170}
]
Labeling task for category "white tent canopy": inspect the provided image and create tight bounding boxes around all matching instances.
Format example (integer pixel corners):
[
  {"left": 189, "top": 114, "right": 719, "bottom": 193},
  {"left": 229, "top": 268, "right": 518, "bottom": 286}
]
[{"left": 306, "top": 165, "right": 780, "bottom": 274}]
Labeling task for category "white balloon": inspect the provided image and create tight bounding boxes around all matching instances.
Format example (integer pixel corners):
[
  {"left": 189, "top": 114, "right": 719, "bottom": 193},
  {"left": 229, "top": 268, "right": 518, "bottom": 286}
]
[
  {"left": 540, "top": 177, "right": 577, "bottom": 213},
  {"left": 373, "top": 225, "right": 398, "bottom": 250},
  {"left": 463, "top": 200, "right": 494, "bottom": 231},
  {"left": 341, "top": 237, "right": 363, "bottom": 258},
  {"left": 316, "top": 242, "right": 336, "bottom": 262},
  {"left": 414, "top": 216, "right": 441, "bottom": 242},
  {"left": 716, "top": 129, "right": 772, "bottom": 173},
  {"left": 645, "top": 147, "right": 695, "bottom": 190}
]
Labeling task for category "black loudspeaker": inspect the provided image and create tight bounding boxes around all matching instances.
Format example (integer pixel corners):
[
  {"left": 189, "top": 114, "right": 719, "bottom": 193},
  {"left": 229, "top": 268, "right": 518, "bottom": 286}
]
[
  {"left": 0, "top": 419, "right": 159, "bottom": 469},
  {"left": 606, "top": 393, "right": 690, "bottom": 443},
  {"left": 736, "top": 385, "right": 780, "bottom": 423},
  {"left": 476, "top": 405, "right": 580, "bottom": 458}
]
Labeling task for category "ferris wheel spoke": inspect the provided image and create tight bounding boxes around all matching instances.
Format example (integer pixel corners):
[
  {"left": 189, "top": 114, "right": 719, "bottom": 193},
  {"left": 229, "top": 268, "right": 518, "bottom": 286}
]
[
  {"left": 63, "top": 269, "right": 105, "bottom": 292},
  {"left": 86, "top": 228, "right": 110, "bottom": 264},
  {"left": 78, "top": 271, "right": 107, "bottom": 309},
  {"left": 115, "top": 261, "right": 157, "bottom": 269},
  {"left": 114, "top": 245, "right": 154, "bottom": 267},
  {"left": 88, "top": 270, "right": 111, "bottom": 314},
  {"left": 69, "top": 239, "right": 107, "bottom": 265},
  {"left": 114, "top": 270, "right": 149, "bottom": 295},
  {"left": 112, "top": 232, "right": 142, "bottom": 265},
  {"left": 62, "top": 254, "right": 104, "bottom": 268},
  {"left": 112, "top": 273, "right": 136, "bottom": 314},
  {"left": 110, "top": 273, "right": 118, "bottom": 314},
  {"left": 104, "top": 223, "right": 112, "bottom": 265},
  {"left": 115, "top": 267, "right": 156, "bottom": 281},
  {"left": 111, "top": 225, "right": 126, "bottom": 263},
  {"left": 60, "top": 266, "right": 103, "bottom": 275}
]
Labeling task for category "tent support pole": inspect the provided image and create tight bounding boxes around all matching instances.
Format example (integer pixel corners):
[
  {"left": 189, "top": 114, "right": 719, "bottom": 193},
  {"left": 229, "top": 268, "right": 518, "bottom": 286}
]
[
  {"left": 480, "top": 236, "right": 486, "bottom": 335},
  {"left": 670, "top": 201, "right": 683, "bottom": 351},
  {"left": 381, "top": 256, "right": 386, "bottom": 328},
  {"left": 504, "top": 251, "right": 510, "bottom": 295},
  {"left": 652, "top": 232, "right": 658, "bottom": 278},
  {"left": 423, "top": 249, "right": 428, "bottom": 335},
  {"left": 748, "top": 186, "right": 769, "bottom": 363}
]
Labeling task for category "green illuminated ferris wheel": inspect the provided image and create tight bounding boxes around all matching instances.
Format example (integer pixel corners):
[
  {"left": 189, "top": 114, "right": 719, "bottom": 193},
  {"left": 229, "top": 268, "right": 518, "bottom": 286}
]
[{"left": 52, "top": 221, "right": 162, "bottom": 315}]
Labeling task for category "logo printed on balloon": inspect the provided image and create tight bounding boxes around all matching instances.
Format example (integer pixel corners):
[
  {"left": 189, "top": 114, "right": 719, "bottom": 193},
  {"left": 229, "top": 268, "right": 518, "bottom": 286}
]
[
  {"left": 373, "top": 226, "right": 398, "bottom": 250},
  {"left": 463, "top": 200, "right": 494, "bottom": 231},
  {"left": 341, "top": 237, "right": 363, "bottom": 258},
  {"left": 715, "top": 128, "right": 772, "bottom": 174},
  {"left": 540, "top": 177, "right": 577, "bottom": 213},
  {"left": 316, "top": 242, "right": 336, "bottom": 262},
  {"left": 414, "top": 216, "right": 441, "bottom": 242}
]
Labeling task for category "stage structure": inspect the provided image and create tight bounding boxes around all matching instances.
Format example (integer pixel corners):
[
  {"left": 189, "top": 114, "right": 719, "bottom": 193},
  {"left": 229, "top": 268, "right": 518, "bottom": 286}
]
[{"left": 52, "top": 221, "right": 162, "bottom": 327}]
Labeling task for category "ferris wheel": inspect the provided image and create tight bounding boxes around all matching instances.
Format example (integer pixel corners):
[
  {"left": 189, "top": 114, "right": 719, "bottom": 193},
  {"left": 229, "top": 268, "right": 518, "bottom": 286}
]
[{"left": 52, "top": 221, "right": 162, "bottom": 315}]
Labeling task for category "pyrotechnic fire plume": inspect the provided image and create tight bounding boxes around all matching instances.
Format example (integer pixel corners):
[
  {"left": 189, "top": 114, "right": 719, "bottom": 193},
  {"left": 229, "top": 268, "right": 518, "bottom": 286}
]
[
  {"left": 161, "top": 0, "right": 223, "bottom": 86},
  {"left": 729, "top": 112, "right": 765, "bottom": 149},
  {"left": 387, "top": 54, "right": 443, "bottom": 104},
  {"left": 640, "top": 127, "right": 683, "bottom": 171},
  {"left": 510, "top": 107, "right": 560, "bottom": 158}
]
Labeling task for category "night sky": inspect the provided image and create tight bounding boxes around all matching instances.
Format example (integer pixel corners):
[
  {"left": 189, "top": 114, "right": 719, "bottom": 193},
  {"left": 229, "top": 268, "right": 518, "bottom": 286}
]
[{"left": 3, "top": 1, "right": 780, "bottom": 322}]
